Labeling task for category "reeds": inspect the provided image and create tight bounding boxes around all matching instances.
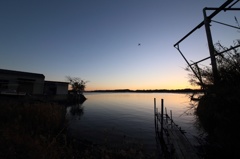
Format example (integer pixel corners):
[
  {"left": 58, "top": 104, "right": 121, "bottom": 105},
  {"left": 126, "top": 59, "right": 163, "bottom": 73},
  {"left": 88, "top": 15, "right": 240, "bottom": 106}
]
[
  {"left": 0, "top": 98, "right": 156, "bottom": 159},
  {"left": 0, "top": 98, "right": 67, "bottom": 159}
]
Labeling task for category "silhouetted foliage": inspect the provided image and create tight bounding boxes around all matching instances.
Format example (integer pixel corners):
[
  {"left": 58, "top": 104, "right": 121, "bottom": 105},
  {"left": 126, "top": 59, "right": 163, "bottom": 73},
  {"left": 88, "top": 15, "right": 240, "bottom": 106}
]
[
  {"left": 186, "top": 40, "right": 240, "bottom": 91},
  {"left": 66, "top": 76, "right": 88, "bottom": 94},
  {"left": 187, "top": 40, "right": 240, "bottom": 158}
]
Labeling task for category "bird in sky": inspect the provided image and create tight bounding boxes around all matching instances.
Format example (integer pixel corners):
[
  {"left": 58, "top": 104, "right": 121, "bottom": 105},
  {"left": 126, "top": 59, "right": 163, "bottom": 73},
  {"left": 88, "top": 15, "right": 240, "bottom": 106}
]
[{"left": 138, "top": 43, "right": 141, "bottom": 46}]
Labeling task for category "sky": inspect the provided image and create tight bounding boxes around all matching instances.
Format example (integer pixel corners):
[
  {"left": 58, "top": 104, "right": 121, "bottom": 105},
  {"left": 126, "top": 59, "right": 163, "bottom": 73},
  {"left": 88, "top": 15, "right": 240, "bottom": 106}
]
[{"left": 0, "top": 0, "right": 239, "bottom": 91}]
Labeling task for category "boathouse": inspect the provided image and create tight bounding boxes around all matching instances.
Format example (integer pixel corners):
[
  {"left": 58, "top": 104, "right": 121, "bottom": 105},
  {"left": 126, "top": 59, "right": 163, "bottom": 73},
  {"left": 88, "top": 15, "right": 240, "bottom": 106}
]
[
  {"left": 44, "top": 81, "right": 69, "bottom": 101},
  {"left": 0, "top": 69, "right": 45, "bottom": 95},
  {"left": 44, "top": 81, "right": 69, "bottom": 95},
  {"left": 0, "top": 68, "right": 70, "bottom": 101}
]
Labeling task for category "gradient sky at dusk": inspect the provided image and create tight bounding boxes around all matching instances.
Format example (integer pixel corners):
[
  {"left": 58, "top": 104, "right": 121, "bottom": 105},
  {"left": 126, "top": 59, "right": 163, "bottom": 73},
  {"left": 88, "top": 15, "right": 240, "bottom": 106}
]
[{"left": 0, "top": 0, "right": 239, "bottom": 90}]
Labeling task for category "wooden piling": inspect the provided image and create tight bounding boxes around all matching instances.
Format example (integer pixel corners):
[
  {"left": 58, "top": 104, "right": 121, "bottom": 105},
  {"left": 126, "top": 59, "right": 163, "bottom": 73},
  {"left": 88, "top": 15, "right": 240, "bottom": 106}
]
[
  {"left": 165, "top": 107, "right": 168, "bottom": 123},
  {"left": 154, "top": 98, "right": 156, "bottom": 129},
  {"left": 154, "top": 98, "right": 200, "bottom": 158},
  {"left": 170, "top": 110, "right": 173, "bottom": 126},
  {"left": 160, "top": 99, "right": 164, "bottom": 138}
]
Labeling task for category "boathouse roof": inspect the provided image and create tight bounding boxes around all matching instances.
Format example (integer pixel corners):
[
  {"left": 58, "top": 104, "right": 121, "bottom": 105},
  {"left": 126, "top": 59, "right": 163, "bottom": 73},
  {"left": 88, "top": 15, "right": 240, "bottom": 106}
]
[{"left": 0, "top": 69, "right": 45, "bottom": 79}]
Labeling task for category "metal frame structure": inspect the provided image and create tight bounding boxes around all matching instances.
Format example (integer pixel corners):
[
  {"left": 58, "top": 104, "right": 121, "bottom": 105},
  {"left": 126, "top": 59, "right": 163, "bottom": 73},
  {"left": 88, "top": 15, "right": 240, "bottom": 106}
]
[{"left": 173, "top": 0, "right": 240, "bottom": 87}]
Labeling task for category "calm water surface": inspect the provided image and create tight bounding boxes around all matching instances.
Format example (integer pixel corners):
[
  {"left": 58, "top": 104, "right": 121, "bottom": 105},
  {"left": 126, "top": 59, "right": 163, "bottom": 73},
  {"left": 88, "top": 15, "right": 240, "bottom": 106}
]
[{"left": 66, "top": 93, "right": 199, "bottom": 153}]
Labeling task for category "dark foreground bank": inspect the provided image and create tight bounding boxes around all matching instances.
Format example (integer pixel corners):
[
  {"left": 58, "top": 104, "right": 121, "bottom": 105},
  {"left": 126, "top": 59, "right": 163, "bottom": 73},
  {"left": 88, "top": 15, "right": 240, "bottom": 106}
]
[{"left": 195, "top": 89, "right": 240, "bottom": 158}]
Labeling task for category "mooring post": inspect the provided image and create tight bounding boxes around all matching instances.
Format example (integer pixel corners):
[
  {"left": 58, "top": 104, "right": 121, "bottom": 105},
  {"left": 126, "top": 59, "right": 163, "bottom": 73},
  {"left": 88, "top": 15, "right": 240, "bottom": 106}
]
[
  {"left": 160, "top": 99, "right": 164, "bottom": 138},
  {"left": 165, "top": 107, "right": 168, "bottom": 124},
  {"left": 154, "top": 98, "right": 157, "bottom": 129},
  {"left": 154, "top": 98, "right": 156, "bottom": 115},
  {"left": 170, "top": 110, "right": 173, "bottom": 126}
]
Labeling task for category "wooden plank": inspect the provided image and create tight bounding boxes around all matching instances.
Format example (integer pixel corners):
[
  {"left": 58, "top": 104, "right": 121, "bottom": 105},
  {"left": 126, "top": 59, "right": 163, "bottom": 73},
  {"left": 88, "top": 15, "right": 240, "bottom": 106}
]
[
  {"left": 169, "top": 129, "right": 197, "bottom": 159},
  {"left": 156, "top": 115, "right": 199, "bottom": 158},
  {"left": 163, "top": 121, "right": 199, "bottom": 159},
  {"left": 154, "top": 99, "right": 199, "bottom": 159}
]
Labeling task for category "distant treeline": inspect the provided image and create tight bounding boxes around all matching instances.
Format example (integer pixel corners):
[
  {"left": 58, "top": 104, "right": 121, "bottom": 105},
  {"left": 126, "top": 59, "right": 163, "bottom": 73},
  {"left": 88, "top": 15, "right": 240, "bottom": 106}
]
[{"left": 87, "top": 89, "right": 203, "bottom": 93}]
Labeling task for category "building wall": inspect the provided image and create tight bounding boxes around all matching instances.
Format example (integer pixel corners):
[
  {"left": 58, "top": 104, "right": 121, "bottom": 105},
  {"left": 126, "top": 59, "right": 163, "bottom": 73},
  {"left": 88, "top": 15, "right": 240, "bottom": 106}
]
[
  {"left": 44, "top": 81, "right": 69, "bottom": 101},
  {"left": 56, "top": 83, "right": 68, "bottom": 95},
  {"left": 44, "top": 81, "right": 69, "bottom": 95},
  {"left": 0, "top": 69, "right": 69, "bottom": 96},
  {"left": 0, "top": 69, "right": 45, "bottom": 95},
  {"left": 33, "top": 78, "right": 45, "bottom": 94}
]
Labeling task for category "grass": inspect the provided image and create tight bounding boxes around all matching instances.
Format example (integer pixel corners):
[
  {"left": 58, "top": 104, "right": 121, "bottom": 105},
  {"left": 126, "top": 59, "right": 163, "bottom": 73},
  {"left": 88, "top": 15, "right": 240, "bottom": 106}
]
[
  {"left": 0, "top": 96, "right": 67, "bottom": 159},
  {"left": 0, "top": 96, "right": 157, "bottom": 159}
]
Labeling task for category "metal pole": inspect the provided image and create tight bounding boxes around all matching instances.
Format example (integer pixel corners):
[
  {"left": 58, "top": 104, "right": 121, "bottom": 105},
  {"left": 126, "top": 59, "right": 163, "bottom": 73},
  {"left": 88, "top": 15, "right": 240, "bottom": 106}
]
[
  {"left": 211, "top": 20, "right": 240, "bottom": 29},
  {"left": 204, "top": 7, "right": 240, "bottom": 11},
  {"left": 190, "top": 44, "right": 240, "bottom": 66},
  {"left": 203, "top": 8, "right": 219, "bottom": 86},
  {"left": 173, "top": 0, "right": 234, "bottom": 48},
  {"left": 176, "top": 45, "right": 204, "bottom": 87}
]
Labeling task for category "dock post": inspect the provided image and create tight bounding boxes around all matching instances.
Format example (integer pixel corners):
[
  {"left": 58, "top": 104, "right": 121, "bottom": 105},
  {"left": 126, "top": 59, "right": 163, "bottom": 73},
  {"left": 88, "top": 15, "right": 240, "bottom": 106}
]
[
  {"left": 154, "top": 98, "right": 157, "bottom": 129},
  {"left": 160, "top": 99, "right": 164, "bottom": 138},
  {"left": 170, "top": 110, "right": 173, "bottom": 126},
  {"left": 165, "top": 107, "right": 168, "bottom": 124}
]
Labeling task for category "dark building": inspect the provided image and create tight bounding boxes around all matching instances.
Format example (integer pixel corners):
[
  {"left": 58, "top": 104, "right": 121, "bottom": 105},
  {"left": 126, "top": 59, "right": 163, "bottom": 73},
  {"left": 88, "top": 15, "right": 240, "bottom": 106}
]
[
  {"left": 44, "top": 81, "right": 69, "bottom": 95},
  {"left": 44, "top": 81, "right": 69, "bottom": 101},
  {"left": 0, "top": 69, "right": 45, "bottom": 95}
]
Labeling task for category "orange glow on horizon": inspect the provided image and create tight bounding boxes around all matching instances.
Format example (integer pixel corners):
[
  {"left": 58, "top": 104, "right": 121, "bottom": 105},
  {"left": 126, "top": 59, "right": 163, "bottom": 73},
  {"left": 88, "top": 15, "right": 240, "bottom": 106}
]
[{"left": 85, "top": 84, "right": 198, "bottom": 91}]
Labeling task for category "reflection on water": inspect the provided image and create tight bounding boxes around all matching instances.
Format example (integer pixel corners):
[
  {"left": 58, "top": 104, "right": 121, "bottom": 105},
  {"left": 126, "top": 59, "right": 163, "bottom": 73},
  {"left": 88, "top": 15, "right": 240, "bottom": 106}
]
[
  {"left": 66, "top": 104, "right": 84, "bottom": 121},
  {"left": 66, "top": 92, "right": 199, "bottom": 153}
]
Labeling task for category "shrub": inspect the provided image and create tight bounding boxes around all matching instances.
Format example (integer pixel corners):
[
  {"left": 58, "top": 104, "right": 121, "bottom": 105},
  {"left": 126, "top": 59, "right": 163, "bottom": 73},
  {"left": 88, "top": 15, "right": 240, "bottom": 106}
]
[{"left": 187, "top": 40, "right": 240, "bottom": 158}]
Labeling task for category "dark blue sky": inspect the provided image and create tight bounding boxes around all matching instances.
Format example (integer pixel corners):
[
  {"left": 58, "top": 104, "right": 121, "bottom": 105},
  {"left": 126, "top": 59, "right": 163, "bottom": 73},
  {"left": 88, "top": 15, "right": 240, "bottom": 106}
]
[{"left": 0, "top": 0, "right": 239, "bottom": 90}]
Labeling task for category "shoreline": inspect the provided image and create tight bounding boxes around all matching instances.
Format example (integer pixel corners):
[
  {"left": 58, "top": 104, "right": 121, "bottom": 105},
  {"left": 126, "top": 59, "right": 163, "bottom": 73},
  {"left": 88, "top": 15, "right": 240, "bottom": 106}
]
[{"left": 85, "top": 89, "right": 203, "bottom": 93}]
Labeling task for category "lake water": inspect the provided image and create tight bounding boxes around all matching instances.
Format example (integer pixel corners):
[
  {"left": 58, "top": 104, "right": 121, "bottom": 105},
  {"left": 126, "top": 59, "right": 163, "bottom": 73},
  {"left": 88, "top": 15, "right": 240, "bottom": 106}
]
[{"left": 66, "top": 92, "right": 200, "bottom": 154}]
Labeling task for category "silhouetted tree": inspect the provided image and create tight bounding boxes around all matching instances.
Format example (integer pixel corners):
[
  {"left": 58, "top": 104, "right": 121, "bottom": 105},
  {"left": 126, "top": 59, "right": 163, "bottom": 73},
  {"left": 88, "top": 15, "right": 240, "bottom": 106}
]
[
  {"left": 66, "top": 76, "right": 87, "bottom": 103},
  {"left": 66, "top": 76, "right": 88, "bottom": 94}
]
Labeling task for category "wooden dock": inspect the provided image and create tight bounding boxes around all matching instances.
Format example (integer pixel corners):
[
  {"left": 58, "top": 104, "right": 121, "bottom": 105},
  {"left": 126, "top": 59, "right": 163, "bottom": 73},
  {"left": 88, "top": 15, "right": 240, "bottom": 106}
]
[{"left": 154, "top": 98, "right": 199, "bottom": 159}]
